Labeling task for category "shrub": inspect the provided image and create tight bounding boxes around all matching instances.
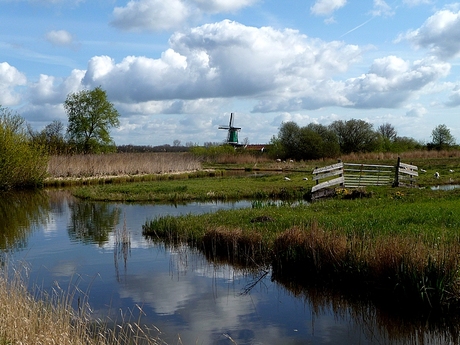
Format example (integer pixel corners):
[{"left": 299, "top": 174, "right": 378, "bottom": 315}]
[{"left": 0, "top": 107, "right": 48, "bottom": 190}]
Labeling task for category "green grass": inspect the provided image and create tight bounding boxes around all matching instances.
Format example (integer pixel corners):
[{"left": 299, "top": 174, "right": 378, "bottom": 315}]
[{"left": 72, "top": 171, "right": 312, "bottom": 202}]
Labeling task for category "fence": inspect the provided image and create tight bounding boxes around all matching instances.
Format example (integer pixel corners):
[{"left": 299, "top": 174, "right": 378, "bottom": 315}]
[{"left": 311, "top": 158, "right": 418, "bottom": 199}]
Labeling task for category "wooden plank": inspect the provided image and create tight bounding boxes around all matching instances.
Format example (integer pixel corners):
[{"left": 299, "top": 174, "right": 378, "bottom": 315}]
[
  {"left": 312, "top": 162, "right": 343, "bottom": 175},
  {"left": 343, "top": 163, "right": 394, "bottom": 169},
  {"left": 344, "top": 168, "right": 393, "bottom": 174},
  {"left": 311, "top": 176, "right": 344, "bottom": 193},
  {"left": 398, "top": 168, "right": 418, "bottom": 177},
  {"left": 313, "top": 168, "right": 344, "bottom": 181},
  {"left": 399, "top": 162, "right": 418, "bottom": 171}
]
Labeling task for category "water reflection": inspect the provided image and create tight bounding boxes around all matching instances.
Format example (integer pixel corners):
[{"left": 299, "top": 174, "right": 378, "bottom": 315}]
[
  {"left": 68, "top": 201, "right": 120, "bottom": 245},
  {"left": 1, "top": 191, "right": 460, "bottom": 344},
  {"left": 0, "top": 190, "right": 49, "bottom": 251}
]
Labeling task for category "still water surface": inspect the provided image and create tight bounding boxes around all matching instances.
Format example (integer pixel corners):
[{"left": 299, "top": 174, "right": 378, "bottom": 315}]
[{"left": 0, "top": 190, "right": 458, "bottom": 344}]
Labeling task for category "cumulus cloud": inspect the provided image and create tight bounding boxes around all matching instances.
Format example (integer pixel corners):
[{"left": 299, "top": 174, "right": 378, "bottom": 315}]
[
  {"left": 0, "top": 62, "right": 27, "bottom": 106},
  {"left": 45, "top": 30, "right": 75, "bottom": 47},
  {"left": 84, "top": 20, "right": 363, "bottom": 106},
  {"left": 311, "top": 0, "right": 347, "bottom": 16},
  {"left": 400, "top": 8, "right": 460, "bottom": 60},
  {"left": 111, "top": 0, "right": 258, "bottom": 32},
  {"left": 343, "top": 56, "right": 450, "bottom": 108},
  {"left": 111, "top": 0, "right": 191, "bottom": 32}
]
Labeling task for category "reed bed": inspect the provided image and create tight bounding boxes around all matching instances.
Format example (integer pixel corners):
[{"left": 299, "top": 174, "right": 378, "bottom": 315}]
[
  {"left": 47, "top": 152, "right": 201, "bottom": 178},
  {"left": 143, "top": 188, "right": 460, "bottom": 311},
  {"left": 0, "top": 261, "right": 164, "bottom": 345}
]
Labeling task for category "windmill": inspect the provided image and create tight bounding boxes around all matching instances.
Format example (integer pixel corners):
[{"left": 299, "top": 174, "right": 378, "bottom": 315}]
[{"left": 218, "top": 113, "right": 241, "bottom": 145}]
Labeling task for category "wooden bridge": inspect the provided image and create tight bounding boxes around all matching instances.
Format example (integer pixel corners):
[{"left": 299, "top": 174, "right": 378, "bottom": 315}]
[{"left": 311, "top": 157, "right": 418, "bottom": 200}]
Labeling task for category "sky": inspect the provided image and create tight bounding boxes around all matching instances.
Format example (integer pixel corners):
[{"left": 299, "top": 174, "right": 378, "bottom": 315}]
[{"left": 2, "top": 0, "right": 460, "bottom": 146}]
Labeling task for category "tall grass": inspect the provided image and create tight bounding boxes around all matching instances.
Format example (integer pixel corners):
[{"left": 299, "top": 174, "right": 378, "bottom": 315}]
[{"left": 0, "top": 259, "right": 164, "bottom": 345}]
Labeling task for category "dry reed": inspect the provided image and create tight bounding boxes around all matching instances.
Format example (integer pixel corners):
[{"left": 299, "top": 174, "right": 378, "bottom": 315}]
[
  {"left": 272, "top": 223, "right": 460, "bottom": 309},
  {"left": 0, "top": 261, "right": 164, "bottom": 345},
  {"left": 47, "top": 153, "right": 201, "bottom": 178}
]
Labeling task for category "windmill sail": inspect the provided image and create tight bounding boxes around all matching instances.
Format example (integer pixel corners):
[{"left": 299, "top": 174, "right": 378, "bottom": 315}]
[{"left": 218, "top": 113, "right": 241, "bottom": 145}]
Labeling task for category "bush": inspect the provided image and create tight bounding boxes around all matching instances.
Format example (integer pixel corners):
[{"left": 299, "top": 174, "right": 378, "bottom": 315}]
[{"left": 0, "top": 107, "right": 48, "bottom": 190}]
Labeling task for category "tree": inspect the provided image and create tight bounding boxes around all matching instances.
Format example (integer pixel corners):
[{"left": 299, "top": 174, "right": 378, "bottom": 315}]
[
  {"left": 64, "top": 87, "right": 120, "bottom": 154},
  {"left": 378, "top": 123, "right": 397, "bottom": 141},
  {"left": 329, "top": 119, "right": 378, "bottom": 154},
  {"left": 430, "top": 124, "right": 455, "bottom": 150}
]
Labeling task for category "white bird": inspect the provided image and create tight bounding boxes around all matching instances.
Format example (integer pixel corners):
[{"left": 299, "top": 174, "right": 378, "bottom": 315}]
[
  {"left": 303, "top": 177, "right": 309, "bottom": 181},
  {"left": 276, "top": 158, "right": 281, "bottom": 162},
  {"left": 449, "top": 169, "right": 454, "bottom": 173},
  {"left": 284, "top": 176, "right": 291, "bottom": 181},
  {"left": 434, "top": 172, "right": 440, "bottom": 179},
  {"left": 420, "top": 169, "right": 427, "bottom": 173}
]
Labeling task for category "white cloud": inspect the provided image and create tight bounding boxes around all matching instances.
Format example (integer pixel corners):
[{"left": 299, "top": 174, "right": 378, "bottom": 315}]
[
  {"left": 110, "top": 0, "right": 258, "bottom": 32},
  {"left": 311, "top": 0, "right": 346, "bottom": 16},
  {"left": 343, "top": 56, "right": 450, "bottom": 108},
  {"left": 401, "top": 8, "right": 460, "bottom": 60},
  {"left": 192, "top": 0, "right": 258, "bottom": 13},
  {"left": 405, "top": 104, "right": 427, "bottom": 117},
  {"left": 446, "top": 84, "right": 460, "bottom": 107},
  {"left": 45, "top": 30, "right": 75, "bottom": 47},
  {"left": 84, "top": 20, "right": 362, "bottom": 107},
  {"left": 0, "top": 62, "right": 27, "bottom": 106},
  {"left": 371, "top": 0, "right": 394, "bottom": 17},
  {"left": 111, "top": 0, "right": 191, "bottom": 32}
]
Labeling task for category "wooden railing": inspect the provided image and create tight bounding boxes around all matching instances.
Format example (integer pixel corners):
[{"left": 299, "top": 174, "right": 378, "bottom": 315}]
[{"left": 311, "top": 158, "right": 418, "bottom": 199}]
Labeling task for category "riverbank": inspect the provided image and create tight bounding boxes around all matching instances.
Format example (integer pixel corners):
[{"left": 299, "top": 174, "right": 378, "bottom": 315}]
[{"left": 142, "top": 187, "right": 460, "bottom": 311}]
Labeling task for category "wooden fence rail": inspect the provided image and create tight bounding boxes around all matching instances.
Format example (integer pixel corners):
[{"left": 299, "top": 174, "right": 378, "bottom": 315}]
[{"left": 311, "top": 158, "right": 417, "bottom": 199}]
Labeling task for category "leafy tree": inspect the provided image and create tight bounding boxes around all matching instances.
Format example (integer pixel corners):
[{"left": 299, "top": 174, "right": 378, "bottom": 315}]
[
  {"left": 429, "top": 124, "right": 455, "bottom": 150},
  {"left": 305, "top": 123, "right": 340, "bottom": 158},
  {"left": 64, "top": 87, "right": 120, "bottom": 154},
  {"left": 278, "top": 121, "right": 301, "bottom": 159},
  {"left": 329, "top": 119, "right": 378, "bottom": 154}
]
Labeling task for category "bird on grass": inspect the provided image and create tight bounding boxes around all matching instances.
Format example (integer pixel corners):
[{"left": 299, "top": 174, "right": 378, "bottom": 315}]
[
  {"left": 449, "top": 169, "right": 455, "bottom": 173},
  {"left": 303, "top": 177, "right": 309, "bottom": 181},
  {"left": 434, "top": 172, "right": 440, "bottom": 179},
  {"left": 284, "top": 176, "right": 291, "bottom": 181},
  {"left": 420, "top": 169, "right": 426, "bottom": 173}
]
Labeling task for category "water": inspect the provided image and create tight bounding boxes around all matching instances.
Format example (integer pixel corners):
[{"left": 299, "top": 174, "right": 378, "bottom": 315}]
[{"left": 0, "top": 190, "right": 458, "bottom": 344}]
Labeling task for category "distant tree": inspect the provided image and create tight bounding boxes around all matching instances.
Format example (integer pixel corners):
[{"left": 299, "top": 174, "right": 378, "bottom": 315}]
[
  {"left": 64, "top": 87, "right": 120, "bottom": 154},
  {"left": 29, "top": 120, "right": 67, "bottom": 155},
  {"left": 173, "top": 139, "right": 181, "bottom": 147},
  {"left": 305, "top": 123, "right": 340, "bottom": 158},
  {"left": 429, "top": 124, "right": 455, "bottom": 150},
  {"left": 378, "top": 123, "right": 397, "bottom": 141},
  {"left": 329, "top": 119, "right": 378, "bottom": 154},
  {"left": 278, "top": 121, "right": 301, "bottom": 159}
]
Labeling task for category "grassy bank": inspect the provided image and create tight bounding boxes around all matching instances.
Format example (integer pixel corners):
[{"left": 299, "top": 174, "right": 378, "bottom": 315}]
[
  {"left": 142, "top": 187, "right": 460, "bottom": 310},
  {"left": 0, "top": 260, "right": 164, "bottom": 345},
  {"left": 66, "top": 151, "right": 460, "bottom": 202}
]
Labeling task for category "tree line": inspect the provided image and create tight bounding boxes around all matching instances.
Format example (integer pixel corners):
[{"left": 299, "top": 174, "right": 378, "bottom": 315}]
[{"left": 268, "top": 119, "right": 456, "bottom": 161}]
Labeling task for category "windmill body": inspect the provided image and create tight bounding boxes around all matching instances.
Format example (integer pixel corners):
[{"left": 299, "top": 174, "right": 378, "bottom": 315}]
[{"left": 219, "top": 113, "right": 241, "bottom": 145}]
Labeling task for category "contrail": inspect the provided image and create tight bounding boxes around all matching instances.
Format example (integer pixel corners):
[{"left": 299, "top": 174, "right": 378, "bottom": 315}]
[{"left": 340, "top": 17, "right": 375, "bottom": 38}]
